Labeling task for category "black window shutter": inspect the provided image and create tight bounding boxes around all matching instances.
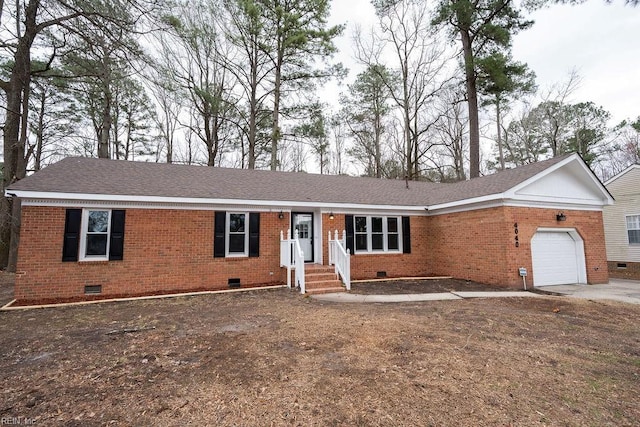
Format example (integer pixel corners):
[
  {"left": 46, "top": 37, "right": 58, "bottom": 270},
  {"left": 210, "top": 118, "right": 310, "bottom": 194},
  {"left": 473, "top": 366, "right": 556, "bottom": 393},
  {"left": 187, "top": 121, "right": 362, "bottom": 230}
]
[
  {"left": 214, "top": 211, "right": 226, "bottom": 258},
  {"left": 109, "top": 210, "right": 126, "bottom": 261},
  {"left": 248, "top": 213, "right": 260, "bottom": 257},
  {"left": 402, "top": 216, "right": 411, "bottom": 254},
  {"left": 345, "top": 214, "right": 354, "bottom": 254},
  {"left": 62, "top": 209, "right": 82, "bottom": 262}
]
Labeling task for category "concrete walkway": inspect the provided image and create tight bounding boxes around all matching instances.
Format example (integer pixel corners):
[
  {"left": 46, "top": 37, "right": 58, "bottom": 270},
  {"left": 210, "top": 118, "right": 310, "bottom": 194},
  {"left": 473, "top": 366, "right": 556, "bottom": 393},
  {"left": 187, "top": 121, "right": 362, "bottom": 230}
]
[
  {"left": 313, "top": 279, "right": 640, "bottom": 304},
  {"left": 537, "top": 279, "right": 640, "bottom": 305},
  {"left": 312, "top": 290, "right": 543, "bottom": 303}
]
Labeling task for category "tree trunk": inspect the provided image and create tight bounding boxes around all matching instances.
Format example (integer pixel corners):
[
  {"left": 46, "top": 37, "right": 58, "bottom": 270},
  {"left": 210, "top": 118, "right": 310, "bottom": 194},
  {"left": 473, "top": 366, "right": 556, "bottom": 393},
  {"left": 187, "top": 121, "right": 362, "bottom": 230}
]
[
  {"left": 460, "top": 27, "right": 480, "bottom": 178},
  {"left": 98, "top": 52, "right": 112, "bottom": 158},
  {"left": 402, "top": 64, "right": 412, "bottom": 179},
  {"left": 7, "top": 198, "right": 21, "bottom": 272},
  {"left": 98, "top": 89, "right": 112, "bottom": 158},
  {"left": 496, "top": 98, "right": 505, "bottom": 170},
  {"left": 247, "top": 34, "right": 259, "bottom": 170},
  {"left": 271, "top": 57, "right": 282, "bottom": 171},
  {"left": 165, "top": 110, "right": 173, "bottom": 163},
  {"left": 34, "top": 87, "right": 46, "bottom": 171},
  {"left": 374, "top": 109, "right": 382, "bottom": 179},
  {"left": 0, "top": 0, "right": 39, "bottom": 269}
]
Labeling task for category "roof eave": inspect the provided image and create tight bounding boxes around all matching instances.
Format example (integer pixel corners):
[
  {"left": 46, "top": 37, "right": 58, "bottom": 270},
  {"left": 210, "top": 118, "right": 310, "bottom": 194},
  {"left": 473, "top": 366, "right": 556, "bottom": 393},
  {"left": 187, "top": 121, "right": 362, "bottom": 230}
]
[{"left": 8, "top": 190, "right": 430, "bottom": 213}]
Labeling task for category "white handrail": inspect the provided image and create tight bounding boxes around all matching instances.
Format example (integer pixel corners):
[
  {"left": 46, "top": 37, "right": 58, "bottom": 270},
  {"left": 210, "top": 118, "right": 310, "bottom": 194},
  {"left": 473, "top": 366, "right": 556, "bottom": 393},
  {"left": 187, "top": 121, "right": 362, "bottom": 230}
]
[
  {"left": 292, "top": 232, "right": 305, "bottom": 294},
  {"left": 329, "top": 230, "right": 351, "bottom": 290},
  {"left": 280, "top": 229, "right": 305, "bottom": 293},
  {"left": 280, "top": 230, "right": 292, "bottom": 288}
]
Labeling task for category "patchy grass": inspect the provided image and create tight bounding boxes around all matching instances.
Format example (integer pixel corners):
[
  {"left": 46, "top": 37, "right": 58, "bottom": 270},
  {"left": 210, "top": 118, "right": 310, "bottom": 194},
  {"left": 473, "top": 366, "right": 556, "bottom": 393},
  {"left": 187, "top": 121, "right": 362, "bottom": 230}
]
[{"left": 0, "top": 279, "right": 639, "bottom": 426}]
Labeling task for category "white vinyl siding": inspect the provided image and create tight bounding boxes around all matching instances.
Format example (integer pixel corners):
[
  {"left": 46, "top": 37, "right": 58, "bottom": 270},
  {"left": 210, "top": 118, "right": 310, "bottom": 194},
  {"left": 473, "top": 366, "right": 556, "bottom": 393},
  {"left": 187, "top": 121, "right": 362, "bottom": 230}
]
[{"left": 603, "top": 166, "right": 640, "bottom": 262}]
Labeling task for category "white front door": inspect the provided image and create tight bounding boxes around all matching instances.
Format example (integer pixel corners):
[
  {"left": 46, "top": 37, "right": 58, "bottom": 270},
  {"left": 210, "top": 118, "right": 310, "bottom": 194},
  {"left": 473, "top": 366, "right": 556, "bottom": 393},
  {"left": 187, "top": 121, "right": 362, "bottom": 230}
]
[{"left": 293, "top": 213, "right": 313, "bottom": 262}]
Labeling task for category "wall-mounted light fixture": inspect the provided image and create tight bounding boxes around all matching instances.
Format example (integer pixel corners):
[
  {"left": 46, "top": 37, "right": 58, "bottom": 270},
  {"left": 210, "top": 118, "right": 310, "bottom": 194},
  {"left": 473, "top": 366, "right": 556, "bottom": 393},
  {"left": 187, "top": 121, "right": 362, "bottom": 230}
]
[
  {"left": 556, "top": 212, "right": 566, "bottom": 222},
  {"left": 278, "top": 211, "right": 284, "bottom": 220},
  {"left": 329, "top": 212, "right": 335, "bottom": 220}
]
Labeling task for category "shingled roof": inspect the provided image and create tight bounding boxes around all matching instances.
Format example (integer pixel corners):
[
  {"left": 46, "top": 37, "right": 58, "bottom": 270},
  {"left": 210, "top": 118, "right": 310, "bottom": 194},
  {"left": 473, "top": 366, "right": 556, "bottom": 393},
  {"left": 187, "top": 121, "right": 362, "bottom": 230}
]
[{"left": 7, "top": 154, "right": 574, "bottom": 208}]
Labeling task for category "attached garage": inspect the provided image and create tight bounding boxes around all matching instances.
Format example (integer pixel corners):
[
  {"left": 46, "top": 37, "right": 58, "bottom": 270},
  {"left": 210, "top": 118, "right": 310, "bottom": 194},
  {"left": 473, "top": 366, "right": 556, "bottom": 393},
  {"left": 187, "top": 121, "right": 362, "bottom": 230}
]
[{"left": 531, "top": 229, "right": 587, "bottom": 286}]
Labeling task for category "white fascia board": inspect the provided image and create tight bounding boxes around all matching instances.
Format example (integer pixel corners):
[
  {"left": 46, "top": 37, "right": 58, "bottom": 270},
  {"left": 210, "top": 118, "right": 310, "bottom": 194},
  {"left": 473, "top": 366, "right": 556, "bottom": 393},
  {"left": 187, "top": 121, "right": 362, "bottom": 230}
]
[
  {"left": 507, "top": 193, "right": 610, "bottom": 207},
  {"left": 425, "top": 193, "right": 505, "bottom": 213},
  {"left": 13, "top": 190, "right": 428, "bottom": 215},
  {"left": 504, "top": 154, "right": 614, "bottom": 205},
  {"left": 426, "top": 200, "right": 505, "bottom": 216},
  {"left": 504, "top": 200, "right": 604, "bottom": 211},
  {"left": 426, "top": 196, "right": 605, "bottom": 217}
]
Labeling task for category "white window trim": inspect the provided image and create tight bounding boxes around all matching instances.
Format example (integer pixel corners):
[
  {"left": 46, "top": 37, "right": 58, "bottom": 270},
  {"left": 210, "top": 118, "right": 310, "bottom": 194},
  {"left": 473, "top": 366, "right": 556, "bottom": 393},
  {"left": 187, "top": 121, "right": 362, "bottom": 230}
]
[
  {"left": 354, "top": 216, "right": 402, "bottom": 254},
  {"left": 626, "top": 214, "right": 640, "bottom": 245},
  {"left": 226, "top": 212, "right": 249, "bottom": 257},
  {"left": 79, "top": 208, "right": 112, "bottom": 262}
]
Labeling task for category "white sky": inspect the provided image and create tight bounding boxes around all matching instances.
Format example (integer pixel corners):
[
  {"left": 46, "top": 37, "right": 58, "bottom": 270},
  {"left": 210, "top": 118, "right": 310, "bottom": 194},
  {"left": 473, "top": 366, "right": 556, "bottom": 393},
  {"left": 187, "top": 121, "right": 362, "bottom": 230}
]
[{"left": 327, "top": 0, "right": 640, "bottom": 124}]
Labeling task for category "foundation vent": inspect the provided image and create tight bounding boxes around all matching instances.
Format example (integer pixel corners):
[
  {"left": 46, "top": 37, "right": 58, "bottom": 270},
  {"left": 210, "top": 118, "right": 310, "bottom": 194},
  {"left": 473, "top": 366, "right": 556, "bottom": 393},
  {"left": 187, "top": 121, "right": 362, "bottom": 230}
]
[
  {"left": 228, "top": 278, "right": 241, "bottom": 288},
  {"left": 84, "top": 285, "right": 102, "bottom": 295},
  {"left": 377, "top": 271, "right": 387, "bottom": 278}
]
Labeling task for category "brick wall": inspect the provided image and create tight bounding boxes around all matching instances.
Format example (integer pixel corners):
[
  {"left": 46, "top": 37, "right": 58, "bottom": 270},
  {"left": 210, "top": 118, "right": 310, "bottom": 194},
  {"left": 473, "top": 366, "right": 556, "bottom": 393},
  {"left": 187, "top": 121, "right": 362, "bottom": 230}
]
[
  {"left": 427, "top": 206, "right": 609, "bottom": 288},
  {"left": 15, "top": 207, "right": 289, "bottom": 303},
  {"left": 16, "top": 205, "right": 609, "bottom": 303},
  {"left": 608, "top": 261, "right": 640, "bottom": 280},
  {"left": 321, "top": 213, "right": 430, "bottom": 280}
]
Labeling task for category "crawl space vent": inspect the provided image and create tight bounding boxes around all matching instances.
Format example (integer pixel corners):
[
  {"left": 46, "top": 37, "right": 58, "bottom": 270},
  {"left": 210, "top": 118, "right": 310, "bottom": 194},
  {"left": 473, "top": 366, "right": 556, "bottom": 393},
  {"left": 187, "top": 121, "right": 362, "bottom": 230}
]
[
  {"left": 84, "top": 285, "right": 102, "bottom": 295},
  {"left": 228, "top": 278, "right": 241, "bottom": 288}
]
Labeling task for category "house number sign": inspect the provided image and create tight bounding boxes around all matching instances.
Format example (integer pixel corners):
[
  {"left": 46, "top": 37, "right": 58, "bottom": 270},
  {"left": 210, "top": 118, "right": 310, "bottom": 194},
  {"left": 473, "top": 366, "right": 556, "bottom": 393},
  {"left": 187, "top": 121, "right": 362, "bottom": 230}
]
[{"left": 514, "top": 223, "right": 519, "bottom": 248}]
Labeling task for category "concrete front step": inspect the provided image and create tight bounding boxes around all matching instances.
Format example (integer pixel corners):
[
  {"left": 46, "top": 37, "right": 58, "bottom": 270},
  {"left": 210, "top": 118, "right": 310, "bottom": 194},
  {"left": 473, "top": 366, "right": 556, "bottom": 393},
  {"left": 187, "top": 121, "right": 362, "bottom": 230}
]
[{"left": 306, "top": 286, "right": 346, "bottom": 295}]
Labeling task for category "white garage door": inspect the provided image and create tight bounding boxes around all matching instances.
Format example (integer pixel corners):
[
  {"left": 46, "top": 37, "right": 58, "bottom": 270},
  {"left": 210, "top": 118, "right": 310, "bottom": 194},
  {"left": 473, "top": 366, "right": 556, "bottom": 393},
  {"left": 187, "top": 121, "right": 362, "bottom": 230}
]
[{"left": 531, "top": 231, "right": 585, "bottom": 286}]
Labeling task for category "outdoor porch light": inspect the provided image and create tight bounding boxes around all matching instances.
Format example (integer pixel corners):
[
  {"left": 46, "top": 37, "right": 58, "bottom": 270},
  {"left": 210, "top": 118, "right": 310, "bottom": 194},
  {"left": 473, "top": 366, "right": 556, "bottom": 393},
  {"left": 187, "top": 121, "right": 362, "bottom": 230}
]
[
  {"left": 329, "top": 212, "right": 335, "bottom": 220},
  {"left": 556, "top": 212, "right": 566, "bottom": 222},
  {"left": 278, "top": 211, "right": 284, "bottom": 220}
]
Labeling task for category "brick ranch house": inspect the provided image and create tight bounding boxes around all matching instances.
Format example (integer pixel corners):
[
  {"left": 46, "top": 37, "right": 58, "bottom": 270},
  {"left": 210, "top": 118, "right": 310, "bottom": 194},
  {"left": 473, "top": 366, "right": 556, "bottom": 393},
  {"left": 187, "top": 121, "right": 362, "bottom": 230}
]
[{"left": 5, "top": 153, "right": 613, "bottom": 305}]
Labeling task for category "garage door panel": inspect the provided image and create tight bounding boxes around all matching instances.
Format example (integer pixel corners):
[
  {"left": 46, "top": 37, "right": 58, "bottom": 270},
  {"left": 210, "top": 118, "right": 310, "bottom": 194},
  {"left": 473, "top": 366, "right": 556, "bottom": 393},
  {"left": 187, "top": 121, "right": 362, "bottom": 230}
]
[{"left": 532, "top": 231, "right": 583, "bottom": 286}]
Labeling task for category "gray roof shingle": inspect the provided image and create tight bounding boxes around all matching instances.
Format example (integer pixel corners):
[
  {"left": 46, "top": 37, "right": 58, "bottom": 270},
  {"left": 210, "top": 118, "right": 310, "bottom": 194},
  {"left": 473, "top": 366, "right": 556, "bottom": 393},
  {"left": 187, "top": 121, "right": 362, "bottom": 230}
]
[{"left": 7, "top": 154, "right": 573, "bottom": 207}]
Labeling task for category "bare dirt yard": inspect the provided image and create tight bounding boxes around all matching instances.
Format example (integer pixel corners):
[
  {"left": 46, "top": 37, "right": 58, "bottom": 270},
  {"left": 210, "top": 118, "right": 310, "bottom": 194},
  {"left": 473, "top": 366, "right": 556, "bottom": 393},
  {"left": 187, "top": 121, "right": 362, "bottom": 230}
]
[
  {"left": 1, "top": 276, "right": 639, "bottom": 426},
  {"left": 350, "top": 278, "right": 519, "bottom": 294}
]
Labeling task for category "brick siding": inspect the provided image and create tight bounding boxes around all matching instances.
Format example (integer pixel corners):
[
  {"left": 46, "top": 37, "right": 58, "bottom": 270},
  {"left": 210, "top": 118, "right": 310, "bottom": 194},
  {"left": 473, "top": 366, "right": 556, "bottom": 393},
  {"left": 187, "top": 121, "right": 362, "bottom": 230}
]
[
  {"left": 15, "top": 205, "right": 609, "bottom": 303},
  {"left": 15, "top": 207, "right": 289, "bottom": 303},
  {"left": 322, "top": 214, "right": 430, "bottom": 280},
  {"left": 427, "top": 206, "right": 608, "bottom": 287},
  {"left": 607, "top": 261, "right": 640, "bottom": 280}
]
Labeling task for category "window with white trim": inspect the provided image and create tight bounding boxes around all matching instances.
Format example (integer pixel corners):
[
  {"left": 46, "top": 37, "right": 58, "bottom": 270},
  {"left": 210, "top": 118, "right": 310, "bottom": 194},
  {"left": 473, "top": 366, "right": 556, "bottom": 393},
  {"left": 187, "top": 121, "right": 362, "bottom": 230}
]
[
  {"left": 226, "top": 212, "right": 249, "bottom": 256},
  {"left": 353, "top": 216, "right": 402, "bottom": 253},
  {"left": 627, "top": 215, "right": 640, "bottom": 245},
  {"left": 79, "top": 209, "right": 111, "bottom": 261}
]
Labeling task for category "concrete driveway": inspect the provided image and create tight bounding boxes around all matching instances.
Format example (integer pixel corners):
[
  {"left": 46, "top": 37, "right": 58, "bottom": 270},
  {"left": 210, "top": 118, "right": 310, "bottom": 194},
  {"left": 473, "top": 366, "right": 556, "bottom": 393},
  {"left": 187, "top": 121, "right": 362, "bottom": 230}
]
[{"left": 538, "top": 279, "right": 640, "bottom": 304}]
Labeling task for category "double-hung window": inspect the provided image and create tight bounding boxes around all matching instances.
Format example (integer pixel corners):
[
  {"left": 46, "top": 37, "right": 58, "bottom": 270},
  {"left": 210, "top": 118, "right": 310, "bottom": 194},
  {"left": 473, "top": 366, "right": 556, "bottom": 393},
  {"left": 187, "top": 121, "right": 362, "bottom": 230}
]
[
  {"left": 214, "top": 211, "right": 260, "bottom": 258},
  {"left": 80, "top": 209, "right": 111, "bottom": 261},
  {"left": 353, "top": 216, "right": 402, "bottom": 253},
  {"left": 227, "top": 212, "right": 249, "bottom": 256},
  {"left": 627, "top": 215, "right": 640, "bottom": 245}
]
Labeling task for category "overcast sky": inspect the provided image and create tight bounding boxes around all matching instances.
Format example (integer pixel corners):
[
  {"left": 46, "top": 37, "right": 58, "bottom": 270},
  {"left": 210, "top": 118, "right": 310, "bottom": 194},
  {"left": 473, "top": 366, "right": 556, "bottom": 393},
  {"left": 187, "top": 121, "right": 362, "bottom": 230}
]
[{"left": 328, "top": 0, "right": 640, "bottom": 125}]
